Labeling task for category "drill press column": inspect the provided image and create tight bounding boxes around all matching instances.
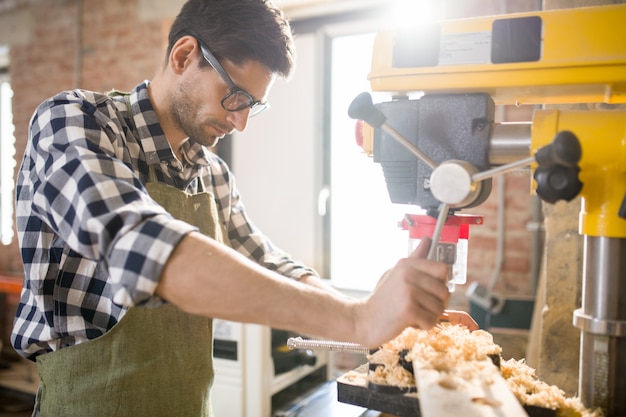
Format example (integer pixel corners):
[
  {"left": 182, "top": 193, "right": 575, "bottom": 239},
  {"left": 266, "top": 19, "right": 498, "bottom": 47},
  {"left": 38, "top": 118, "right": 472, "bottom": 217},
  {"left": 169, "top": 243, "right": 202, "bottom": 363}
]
[{"left": 532, "top": 109, "right": 626, "bottom": 416}]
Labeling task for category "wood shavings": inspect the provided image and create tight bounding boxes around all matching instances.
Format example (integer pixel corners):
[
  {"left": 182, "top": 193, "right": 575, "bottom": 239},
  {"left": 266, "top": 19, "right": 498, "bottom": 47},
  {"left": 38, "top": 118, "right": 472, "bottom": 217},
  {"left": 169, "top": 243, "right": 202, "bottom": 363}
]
[{"left": 358, "top": 323, "right": 604, "bottom": 417}]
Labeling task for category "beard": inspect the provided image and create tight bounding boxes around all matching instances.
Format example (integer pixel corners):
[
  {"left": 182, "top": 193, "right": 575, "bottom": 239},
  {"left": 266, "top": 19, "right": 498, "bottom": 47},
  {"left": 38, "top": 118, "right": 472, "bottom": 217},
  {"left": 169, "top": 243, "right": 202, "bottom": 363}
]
[{"left": 169, "top": 81, "right": 231, "bottom": 149}]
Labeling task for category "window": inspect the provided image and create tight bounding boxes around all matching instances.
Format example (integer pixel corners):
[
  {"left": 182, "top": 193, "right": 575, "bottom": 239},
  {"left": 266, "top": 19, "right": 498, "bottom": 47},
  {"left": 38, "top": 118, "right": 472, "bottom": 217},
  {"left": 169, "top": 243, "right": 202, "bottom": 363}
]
[
  {"left": 0, "top": 45, "right": 15, "bottom": 246},
  {"left": 328, "top": 33, "right": 418, "bottom": 291}
]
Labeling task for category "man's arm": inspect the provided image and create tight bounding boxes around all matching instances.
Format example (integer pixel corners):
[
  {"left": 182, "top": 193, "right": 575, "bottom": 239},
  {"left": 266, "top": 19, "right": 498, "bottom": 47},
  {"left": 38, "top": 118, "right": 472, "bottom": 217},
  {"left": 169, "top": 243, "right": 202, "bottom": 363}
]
[{"left": 156, "top": 232, "right": 450, "bottom": 349}]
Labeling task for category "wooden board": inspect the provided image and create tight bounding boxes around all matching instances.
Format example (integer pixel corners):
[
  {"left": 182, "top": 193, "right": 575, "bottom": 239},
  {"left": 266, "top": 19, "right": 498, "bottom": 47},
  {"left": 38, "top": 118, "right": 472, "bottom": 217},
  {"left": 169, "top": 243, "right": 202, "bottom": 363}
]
[
  {"left": 335, "top": 363, "right": 555, "bottom": 417},
  {"left": 414, "top": 359, "right": 529, "bottom": 417}
]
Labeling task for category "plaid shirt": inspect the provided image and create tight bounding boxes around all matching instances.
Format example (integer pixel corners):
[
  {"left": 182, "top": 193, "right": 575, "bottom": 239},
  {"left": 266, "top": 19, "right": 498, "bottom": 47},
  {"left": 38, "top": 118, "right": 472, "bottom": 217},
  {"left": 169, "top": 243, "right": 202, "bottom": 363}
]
[{"left": 13, "top": 82, "right": 317, "bottom": 360}]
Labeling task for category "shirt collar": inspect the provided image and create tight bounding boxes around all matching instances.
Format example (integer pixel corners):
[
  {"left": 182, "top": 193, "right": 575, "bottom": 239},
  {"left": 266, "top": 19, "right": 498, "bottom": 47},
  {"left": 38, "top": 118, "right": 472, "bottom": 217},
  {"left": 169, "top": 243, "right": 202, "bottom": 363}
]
[{"left": 128, "top": 81, "right": 211, "bottom": 168}]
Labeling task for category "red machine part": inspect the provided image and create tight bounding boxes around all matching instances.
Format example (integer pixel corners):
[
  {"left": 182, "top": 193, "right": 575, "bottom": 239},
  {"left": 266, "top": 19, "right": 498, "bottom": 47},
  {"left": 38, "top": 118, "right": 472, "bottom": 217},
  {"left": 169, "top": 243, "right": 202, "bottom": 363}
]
[{"left": 400, "top": 213, "right": 483, "bottom": 243}]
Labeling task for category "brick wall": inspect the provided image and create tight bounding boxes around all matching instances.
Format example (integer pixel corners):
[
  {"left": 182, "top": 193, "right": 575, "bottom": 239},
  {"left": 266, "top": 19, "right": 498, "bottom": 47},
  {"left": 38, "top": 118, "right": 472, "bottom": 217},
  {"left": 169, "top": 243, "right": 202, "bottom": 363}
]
[
  {"left": 0, "top": 0, "right": 169, "bottom": 275},
  {"left": 465, "top": 171, "right": 537, "bottom": 295}
]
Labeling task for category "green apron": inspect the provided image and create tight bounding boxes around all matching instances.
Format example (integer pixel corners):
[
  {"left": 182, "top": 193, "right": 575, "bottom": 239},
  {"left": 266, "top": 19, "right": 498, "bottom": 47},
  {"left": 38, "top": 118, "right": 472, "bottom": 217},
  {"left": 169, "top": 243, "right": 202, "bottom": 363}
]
[{"left": 34, "top": 98, "right": 226, "bottom": 416}]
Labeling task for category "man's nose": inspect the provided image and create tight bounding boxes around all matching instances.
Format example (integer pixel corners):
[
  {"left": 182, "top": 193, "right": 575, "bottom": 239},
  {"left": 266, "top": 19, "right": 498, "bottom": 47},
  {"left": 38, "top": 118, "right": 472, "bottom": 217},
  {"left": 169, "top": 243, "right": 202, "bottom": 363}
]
[{"left": 226, "top": 109, "right": 250, "bottom": 132}]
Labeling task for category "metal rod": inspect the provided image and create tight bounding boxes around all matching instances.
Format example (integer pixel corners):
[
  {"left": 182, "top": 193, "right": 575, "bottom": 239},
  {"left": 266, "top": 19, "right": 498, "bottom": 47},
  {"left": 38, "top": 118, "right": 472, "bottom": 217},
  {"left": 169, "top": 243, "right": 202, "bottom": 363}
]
[
  {"left": 286, "top": 337, "right": 370, "bottom": 354},
  {"left": 381, "top": 121, "right": 438, "bottom": 170},
  {"left": 575, "top": 236, "right": 626, "bottom": 415},
  {"left": 472, "top": 155, "right": 535, "bottom": 182},
  {"left": 427, "top": 203, "right": 450, "bottom": 261}
]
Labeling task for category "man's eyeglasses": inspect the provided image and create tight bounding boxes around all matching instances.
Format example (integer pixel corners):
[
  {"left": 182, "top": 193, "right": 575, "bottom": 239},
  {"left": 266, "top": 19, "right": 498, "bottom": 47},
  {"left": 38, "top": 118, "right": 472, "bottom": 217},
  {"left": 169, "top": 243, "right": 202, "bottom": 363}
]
[{"left": 196, "top": 38, "right": 269, "bottom": 117}]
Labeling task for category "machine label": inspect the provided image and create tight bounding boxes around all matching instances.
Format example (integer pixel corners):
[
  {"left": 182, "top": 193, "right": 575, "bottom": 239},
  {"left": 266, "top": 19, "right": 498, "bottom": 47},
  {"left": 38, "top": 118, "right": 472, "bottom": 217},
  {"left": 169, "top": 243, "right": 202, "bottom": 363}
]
[{"left": 439, "top": 32, "right": 492, "bottom": 66}]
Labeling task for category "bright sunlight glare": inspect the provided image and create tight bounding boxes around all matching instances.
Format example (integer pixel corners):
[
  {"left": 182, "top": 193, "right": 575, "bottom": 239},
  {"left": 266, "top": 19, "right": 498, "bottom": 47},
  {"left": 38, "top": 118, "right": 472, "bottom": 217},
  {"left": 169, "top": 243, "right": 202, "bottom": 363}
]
[{"left": 383, "top": 0, "right": 442, "bottom": 29}]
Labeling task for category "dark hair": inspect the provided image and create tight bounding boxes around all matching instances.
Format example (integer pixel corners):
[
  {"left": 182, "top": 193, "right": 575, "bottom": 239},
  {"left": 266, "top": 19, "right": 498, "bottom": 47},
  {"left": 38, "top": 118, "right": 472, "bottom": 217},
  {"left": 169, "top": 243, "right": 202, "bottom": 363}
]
[{"left": 167, "top": 0, "right": 295, "bottom": 78}]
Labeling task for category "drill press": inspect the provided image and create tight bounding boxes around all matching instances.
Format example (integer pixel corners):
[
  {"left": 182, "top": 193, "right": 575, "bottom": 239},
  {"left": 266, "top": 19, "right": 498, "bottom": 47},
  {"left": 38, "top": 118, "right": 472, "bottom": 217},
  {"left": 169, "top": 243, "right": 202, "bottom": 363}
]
[{"left": 349, "top": 4, "right": 626, "bottom": 415}]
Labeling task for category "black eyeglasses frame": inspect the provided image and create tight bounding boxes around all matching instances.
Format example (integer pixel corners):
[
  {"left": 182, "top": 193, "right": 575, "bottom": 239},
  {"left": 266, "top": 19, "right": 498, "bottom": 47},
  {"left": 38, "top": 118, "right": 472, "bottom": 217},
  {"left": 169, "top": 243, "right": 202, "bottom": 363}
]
[{"left": 194, "top": 37, "right": 269, "bottom": 117}]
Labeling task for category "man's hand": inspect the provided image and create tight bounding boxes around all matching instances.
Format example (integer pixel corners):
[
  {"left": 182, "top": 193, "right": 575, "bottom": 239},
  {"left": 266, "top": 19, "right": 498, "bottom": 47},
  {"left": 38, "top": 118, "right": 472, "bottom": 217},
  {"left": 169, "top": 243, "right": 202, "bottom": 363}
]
[{"left": 355, "top": 237, "right": 451, "bottom": 348}]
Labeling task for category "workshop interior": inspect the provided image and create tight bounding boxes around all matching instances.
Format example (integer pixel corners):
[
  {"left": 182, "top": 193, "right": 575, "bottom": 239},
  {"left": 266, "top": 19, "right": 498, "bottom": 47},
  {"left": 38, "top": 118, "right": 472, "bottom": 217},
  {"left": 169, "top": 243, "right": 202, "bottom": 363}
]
[{"left": 0, "top": 0, "right": 625, "bottom": 416}]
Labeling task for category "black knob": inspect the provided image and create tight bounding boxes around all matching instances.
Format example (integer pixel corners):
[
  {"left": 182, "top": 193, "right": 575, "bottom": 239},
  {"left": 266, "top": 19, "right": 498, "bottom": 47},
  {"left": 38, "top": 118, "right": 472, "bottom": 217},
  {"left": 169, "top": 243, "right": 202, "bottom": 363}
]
[
  {"left": 348, "top": 92, "right": 386, "bottom": 127},
  {"left": 535, "top": 130, "right": 582, "bottom": 168},
  {"left": 533, "top": 131, "right": 583, "bottom": 204},
  {"left": 534, "top": 165, "right": 582, "bottom": 204}
]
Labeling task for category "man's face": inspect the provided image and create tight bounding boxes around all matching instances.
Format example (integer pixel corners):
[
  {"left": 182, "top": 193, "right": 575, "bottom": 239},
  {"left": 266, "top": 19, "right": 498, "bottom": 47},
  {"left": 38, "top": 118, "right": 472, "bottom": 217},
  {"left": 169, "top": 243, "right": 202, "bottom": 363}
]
[{"left": 169, "top": 47, "right": 275, "bottom": 148}]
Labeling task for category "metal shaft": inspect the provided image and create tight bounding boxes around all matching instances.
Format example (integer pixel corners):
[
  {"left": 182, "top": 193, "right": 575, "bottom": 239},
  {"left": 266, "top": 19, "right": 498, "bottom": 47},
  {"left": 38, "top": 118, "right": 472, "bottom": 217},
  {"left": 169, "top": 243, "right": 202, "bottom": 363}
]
[
  {"left": 472, "top": 155, "right": 536, "bottom": 182},
  {"left": 489, "top": 123, "right": 532, "bottom": 165},
  {"left": 427, "top": 203, "right": 450, "bottom": 261},
  {"left": 286, "top": 337, "right": 371, "bottom": 355},
  {"left": 573, "top": 236, "right": 626, "bottom": 416}
]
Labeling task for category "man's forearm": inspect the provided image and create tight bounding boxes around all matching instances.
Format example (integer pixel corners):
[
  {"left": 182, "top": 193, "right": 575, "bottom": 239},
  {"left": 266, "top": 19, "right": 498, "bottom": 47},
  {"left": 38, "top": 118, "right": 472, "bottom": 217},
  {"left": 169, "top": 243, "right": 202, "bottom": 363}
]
[
  {"left": 298, "top": 274, "right": 351, "bottom": 298},
  {"left": 157, "top": 232, "right": 453, "bottom": 349},
  {"left": 156, "top": 231, "right": 361, "bottom": 342}
]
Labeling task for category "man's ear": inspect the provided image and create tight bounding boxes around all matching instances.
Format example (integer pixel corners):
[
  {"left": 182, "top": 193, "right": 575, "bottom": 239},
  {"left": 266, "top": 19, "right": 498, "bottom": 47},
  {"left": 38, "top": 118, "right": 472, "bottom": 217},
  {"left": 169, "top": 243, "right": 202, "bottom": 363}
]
[{"left": 169, "top": 36, "right": 198, "bottom": 75}]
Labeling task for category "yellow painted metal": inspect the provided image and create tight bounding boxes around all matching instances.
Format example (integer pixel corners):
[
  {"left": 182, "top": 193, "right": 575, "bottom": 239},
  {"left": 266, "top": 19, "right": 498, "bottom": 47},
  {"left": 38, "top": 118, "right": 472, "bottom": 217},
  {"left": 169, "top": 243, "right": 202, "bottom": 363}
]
[
  {"left": 531, "top": 110, "right": 626, "bottom": 237},
  {"left": 369, "top": 4, "right": 626, "bottom": 105}
]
